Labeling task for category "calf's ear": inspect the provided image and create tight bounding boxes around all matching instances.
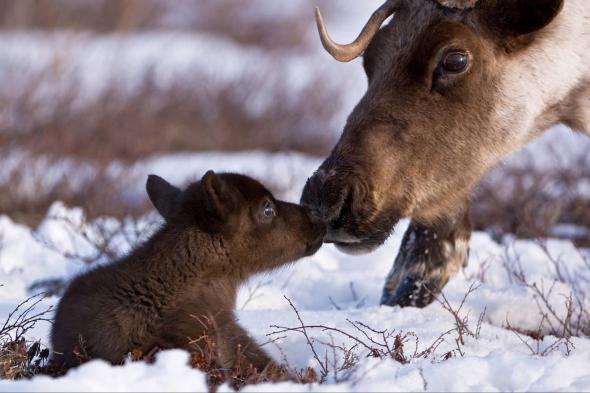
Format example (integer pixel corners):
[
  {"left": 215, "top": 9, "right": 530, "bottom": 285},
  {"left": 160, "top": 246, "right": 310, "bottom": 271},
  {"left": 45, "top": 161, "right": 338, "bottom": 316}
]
[
  {"left": 479, "top": 0, "right": 564, "bottom": 37},
  {"left": 201, "top": 170, "right": 240, "bottom": 222},
  {"left": 146, "top": 174, "right": 181, "bottom": 220}
]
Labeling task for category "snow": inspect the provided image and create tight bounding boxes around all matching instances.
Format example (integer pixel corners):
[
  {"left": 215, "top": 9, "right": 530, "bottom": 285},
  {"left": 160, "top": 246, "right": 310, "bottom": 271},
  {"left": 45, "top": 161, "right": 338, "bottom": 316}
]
[
  {"left": 130, "top": 150, "right": 322, "bottom": 203},
  {"left": 551, "top": 224, "right": 589, "bottom": 241},
  {"left": 1, "top": 350, "right": 208, "bottom": 392},
  {"left": 0, "top": 151, "right": 588, "bottom": 392},
  {"left": 0, "top": 1, "right": 589, "bottom": 390}
]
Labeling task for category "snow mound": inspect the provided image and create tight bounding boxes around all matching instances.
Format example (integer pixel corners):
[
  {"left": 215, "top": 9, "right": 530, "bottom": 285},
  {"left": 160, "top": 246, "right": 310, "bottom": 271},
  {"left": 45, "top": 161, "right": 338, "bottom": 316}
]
[{"left": 0, "top": 350, "right": 208, "bottom": 392}]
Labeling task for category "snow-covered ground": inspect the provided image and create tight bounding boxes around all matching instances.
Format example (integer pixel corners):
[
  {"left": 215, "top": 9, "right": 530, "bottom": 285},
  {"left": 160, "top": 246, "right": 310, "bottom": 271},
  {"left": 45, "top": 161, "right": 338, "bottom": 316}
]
[
  {"left": 0, "top": 151, "right": 588, "bottom": 392},
  {"left": 1, "top": 1, "right": 589, "bottom": 390}
]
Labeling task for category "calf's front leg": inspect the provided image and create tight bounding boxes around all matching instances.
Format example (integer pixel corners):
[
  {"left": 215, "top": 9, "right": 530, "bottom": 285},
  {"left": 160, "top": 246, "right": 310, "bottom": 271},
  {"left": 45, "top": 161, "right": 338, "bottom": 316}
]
[
  {"left": 217, "top": 321, "right": 276, "bottom": 373},
  {"left": 380, "top": 205, "right": 471, "bottom": 308}
]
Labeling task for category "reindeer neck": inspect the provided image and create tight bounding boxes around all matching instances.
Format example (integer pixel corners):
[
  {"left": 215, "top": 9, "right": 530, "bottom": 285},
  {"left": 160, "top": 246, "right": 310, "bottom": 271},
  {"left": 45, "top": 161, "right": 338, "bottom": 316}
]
[{"left": 122, "top": 227, "right": 242, "bottom": 300}]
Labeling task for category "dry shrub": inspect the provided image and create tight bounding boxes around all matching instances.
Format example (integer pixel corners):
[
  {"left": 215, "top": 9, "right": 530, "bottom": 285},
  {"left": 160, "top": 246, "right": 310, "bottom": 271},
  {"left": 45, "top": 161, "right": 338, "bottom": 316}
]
[
  {"left": 501, "top": 241, "right": 590, "bottom": 341},
  {"left": 0, "top": 293, "right": 52, "bottom": 380},
  {"left": 0, "top": 0, "right": 342, "bottom": 226},
  {"left": 28, "top": 206, "right": 159, "bottom": 296},
  {"left": 116, "top": 318, "right": 306, "bottom": 391},
  {"left": 0, "top": 1, "right": 336, "bottom": 51},
  {"left": 267, "top": 291, "right": 485, "bottom": 384},
  {"left": 1, "top": 65, "right": 340, "bottom": 164},
  {"left": 129, "top": 342, "right": 311, "bottom": 392},
  {"left": 472, "top": 154, "right": 590, "bottom": 246},
  {"left": 187, "top": 336, "right": 296, "bottom": 391},
  {"left": 0, "top": 58, "right": 340, "bottom": 223},
  {"left": 0, "top": 155, "right": 150, "bottom": 226},
  {"left": 184, "top": 0, "right": 332, "bottom": 50},
  {"left": 0, "top": 1, "right": 164, "bottom": 32}
]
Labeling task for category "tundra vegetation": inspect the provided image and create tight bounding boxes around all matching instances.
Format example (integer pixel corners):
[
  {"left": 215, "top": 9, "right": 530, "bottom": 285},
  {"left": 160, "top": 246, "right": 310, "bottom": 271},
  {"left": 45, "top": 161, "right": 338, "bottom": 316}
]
[{"left": 0, "top": 0, "right": 589, "bottom": 390}]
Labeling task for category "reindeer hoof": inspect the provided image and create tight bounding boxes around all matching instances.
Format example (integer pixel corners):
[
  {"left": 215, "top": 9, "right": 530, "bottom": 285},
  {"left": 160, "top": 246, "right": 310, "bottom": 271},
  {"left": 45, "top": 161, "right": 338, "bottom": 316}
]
[
  {"left": 379, "top": 218, "right": 471, "bottom": 308},
  {"left": 380, "top": 273, "right": 443, "bottom": 308}
]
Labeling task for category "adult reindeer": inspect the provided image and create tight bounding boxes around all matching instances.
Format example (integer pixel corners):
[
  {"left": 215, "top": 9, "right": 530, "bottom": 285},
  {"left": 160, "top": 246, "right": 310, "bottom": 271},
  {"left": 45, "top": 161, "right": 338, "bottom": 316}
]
[{"left": 301, "top": 0, "right": 590, "bottom": 307}]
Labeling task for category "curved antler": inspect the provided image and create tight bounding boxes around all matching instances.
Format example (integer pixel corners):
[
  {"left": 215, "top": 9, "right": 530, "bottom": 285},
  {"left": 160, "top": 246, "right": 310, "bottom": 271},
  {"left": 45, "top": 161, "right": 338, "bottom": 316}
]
[{"left": 315, "top": 1, "right": 398, "bottom": 63}]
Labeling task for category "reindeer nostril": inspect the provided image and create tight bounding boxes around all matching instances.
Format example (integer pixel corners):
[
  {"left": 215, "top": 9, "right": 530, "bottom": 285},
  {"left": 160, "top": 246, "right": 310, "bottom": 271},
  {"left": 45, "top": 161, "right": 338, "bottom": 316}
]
[
  {"left": 321, "top": 185, "right": 351, "bottom": 224},
  {"left": 304, "top": 206, "right": 325, "bottom": 224},
  {"left": 301, "top": 171, "right": 329, "bottom": 210},
  {"left": 338, "top": 189, "right": 357, "bottom": 226},
  {"left": 301, "top": 168, "right": 353, "bottom": 224}
]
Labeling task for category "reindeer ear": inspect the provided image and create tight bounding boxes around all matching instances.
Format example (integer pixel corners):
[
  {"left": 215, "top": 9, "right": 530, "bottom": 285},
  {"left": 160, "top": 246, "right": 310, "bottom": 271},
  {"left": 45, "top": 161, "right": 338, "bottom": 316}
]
[
  {"left": 480, "top": 0, "right": 563, "bottom": 37},
  {"left": 146, "top": 175, "right": 181, "bottom": 220},
  {"left": 201, "top": 171, "right": 240, "bottom": 222}
]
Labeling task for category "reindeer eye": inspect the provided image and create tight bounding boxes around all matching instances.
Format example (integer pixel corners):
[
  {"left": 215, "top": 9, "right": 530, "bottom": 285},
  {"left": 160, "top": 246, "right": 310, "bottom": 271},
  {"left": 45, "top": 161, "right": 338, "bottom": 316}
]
[
  {"left": 441, "top": 50, "right": 469, "bottom": 73},
  {"left": 264, "top": 203, "right": 275, "bottom": 217},
  {"left": 259, "top": 199, "right": 276, "bottom": 223}
]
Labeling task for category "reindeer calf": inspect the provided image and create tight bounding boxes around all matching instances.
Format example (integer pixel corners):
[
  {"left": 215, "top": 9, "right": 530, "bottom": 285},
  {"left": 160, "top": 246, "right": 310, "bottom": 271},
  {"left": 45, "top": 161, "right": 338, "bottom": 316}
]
[{"left": 51, "top": 171, "right": 325, "bottom": 371}]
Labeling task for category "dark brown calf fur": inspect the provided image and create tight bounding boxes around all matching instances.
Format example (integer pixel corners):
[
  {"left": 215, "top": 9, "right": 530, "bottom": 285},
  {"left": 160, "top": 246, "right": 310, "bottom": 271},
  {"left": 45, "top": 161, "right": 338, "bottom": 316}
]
[{"left": 51, "top": 171, "right": 325, "bottom": 370}]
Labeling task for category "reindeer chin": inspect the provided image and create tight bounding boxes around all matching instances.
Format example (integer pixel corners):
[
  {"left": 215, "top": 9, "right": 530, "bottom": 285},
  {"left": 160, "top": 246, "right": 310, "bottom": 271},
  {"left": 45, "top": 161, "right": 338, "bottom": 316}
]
[{"left": 334, "top": 242, "right": 378, "bottom": 256}]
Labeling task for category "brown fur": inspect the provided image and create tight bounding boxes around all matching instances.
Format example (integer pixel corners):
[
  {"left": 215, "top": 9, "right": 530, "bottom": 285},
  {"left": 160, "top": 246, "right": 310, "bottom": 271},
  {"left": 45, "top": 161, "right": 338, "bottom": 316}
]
[
  {"left": 51, "top": 171, "right": 325, "bottom": 370},
  {"left": 302, "top": 0, "right": 589, "bottom": 307}
]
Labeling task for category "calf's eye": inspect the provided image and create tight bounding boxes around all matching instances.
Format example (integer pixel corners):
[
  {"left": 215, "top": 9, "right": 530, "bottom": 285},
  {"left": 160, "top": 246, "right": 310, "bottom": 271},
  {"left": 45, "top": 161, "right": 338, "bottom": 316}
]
[
  {"left": 264, "top": 203, "right": 275, "bottom": 217},
  {"left": 441, "top": 49, "right": 469, "bottom": 73},
  {"left": 259, "top": 200, "right": 276, "bottom": 223}
]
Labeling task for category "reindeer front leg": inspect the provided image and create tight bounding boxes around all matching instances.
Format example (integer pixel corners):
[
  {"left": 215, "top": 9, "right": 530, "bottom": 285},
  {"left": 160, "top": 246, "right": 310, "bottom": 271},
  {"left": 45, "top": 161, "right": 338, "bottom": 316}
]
[
  {"left": 217, "top": 321, "right": 276, "bottom": 373},
  {"left": 380, "top": 206, "right": 471, "bottom": 308}
]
